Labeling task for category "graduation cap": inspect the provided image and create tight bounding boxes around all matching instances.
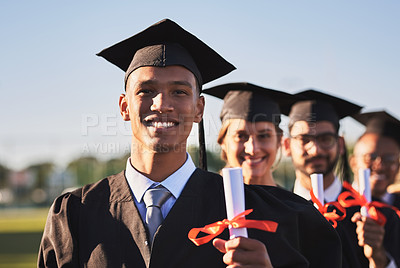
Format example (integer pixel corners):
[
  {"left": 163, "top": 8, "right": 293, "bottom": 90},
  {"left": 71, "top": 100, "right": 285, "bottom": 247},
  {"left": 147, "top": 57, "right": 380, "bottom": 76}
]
[
  {"left": 96, "top": 18, "right": 236, "bottom": 87},
  {"left": 96, "top": 19, "right": 236, "bottom": 171},
  {"left": 352, "top": 110, "right": 400, "bottom": 146},
  {"left": 203, "top": 82, "right": 297, "bottom": 125},
  {"left": 288, "top": 89, "right": 363, "bottom": 131}
]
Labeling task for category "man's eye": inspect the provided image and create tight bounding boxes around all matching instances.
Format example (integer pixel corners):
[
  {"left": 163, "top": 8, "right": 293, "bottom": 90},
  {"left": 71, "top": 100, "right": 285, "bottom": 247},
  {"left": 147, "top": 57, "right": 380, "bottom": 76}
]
[
  {"left": 137, "top": 89, "right": 153, "bottom": 95},
  {"left": 258, "top": 133, "right": 271, "bottom": 139},
  {"left": 174, "top": 89, "right": 188, "bottom": 95},
  {"left": 301, "top": 136, "right": 312, "bottom": 144}
]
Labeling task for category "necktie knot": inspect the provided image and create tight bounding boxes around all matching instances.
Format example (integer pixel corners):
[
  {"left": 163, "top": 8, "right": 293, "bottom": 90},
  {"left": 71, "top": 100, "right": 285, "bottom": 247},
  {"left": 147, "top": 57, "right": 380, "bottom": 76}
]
[
  {"left": 143, "top": 186, "right": 171, "bottom": 245},
  {"left": 143, "top": 187, "right": 171, "bottom": 208}
]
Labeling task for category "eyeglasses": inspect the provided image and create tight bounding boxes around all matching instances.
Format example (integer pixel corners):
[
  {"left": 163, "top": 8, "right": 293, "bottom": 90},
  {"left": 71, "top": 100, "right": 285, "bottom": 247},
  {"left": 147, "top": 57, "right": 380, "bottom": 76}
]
[
  {"left": 290, "top": 132, "right": 338, "bottom": 150},
  {"left": 360, "top": 153, "right": 399, "bottom": 167}
]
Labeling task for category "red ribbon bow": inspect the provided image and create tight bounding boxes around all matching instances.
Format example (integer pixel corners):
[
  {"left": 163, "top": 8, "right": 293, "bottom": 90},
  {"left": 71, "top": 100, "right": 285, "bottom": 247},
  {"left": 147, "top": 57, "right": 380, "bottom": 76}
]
[
  {"left": 337, "top": 182, "right": 400, "bottom": 226},
  {"left": 310, "top": 189, "right": 346, "bottom": 228},
  {"left": 188, "top": 209, "right": 278, "bottom": 246}
]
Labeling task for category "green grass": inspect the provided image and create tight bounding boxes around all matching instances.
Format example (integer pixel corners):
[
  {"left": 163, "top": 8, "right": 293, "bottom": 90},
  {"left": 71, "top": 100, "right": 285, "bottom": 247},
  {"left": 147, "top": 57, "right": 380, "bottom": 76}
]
[
  {"left": 0, "top": 208, "right": 49, "bottom": 268},
  {"left": 0, "top": 254, "right": 38, "bottom": 268},
  {"left": 0, "top": 208, "right": 48, "bottom": 233}
]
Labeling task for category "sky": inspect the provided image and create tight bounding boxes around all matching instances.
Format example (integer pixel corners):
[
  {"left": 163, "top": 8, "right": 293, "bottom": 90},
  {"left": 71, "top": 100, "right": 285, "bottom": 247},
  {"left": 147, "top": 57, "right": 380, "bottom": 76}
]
[{"left": 0, "top": 1, "right": 399, "bottom": 170}]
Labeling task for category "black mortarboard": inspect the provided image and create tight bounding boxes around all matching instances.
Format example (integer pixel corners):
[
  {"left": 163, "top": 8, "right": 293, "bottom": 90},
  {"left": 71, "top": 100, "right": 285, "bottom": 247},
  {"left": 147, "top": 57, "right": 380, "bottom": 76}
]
[
  {"left": 203, "top": 82, "right": 297, "bottom": 125},
  {"left": 352, "top": 110, "right": 400, "bottom": 146},
  {"left": 96, "top": 18, "right": 236, "bottom": 87},
  {"left": 289, "top": 89, "right": 363, "bottom": 131},
  {"left": 96, "top": 19, "right": 236, "bottom": 171}
]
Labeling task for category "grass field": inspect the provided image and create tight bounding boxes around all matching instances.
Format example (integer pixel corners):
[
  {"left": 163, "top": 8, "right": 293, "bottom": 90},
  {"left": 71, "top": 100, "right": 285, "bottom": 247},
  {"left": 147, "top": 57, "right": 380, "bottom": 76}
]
[{"left": 0, "top": 207, "right": 49, "bottom": 268}]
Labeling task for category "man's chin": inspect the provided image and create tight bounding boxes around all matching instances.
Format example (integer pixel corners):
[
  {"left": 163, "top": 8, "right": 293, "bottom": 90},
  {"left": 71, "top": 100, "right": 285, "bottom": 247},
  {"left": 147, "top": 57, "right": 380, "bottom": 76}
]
[
  {"left": 305, "top": 165, "right": 327, "bottom": 175},
  {"left": 147, "top": 143, "right": 186, "bottom": 154}
]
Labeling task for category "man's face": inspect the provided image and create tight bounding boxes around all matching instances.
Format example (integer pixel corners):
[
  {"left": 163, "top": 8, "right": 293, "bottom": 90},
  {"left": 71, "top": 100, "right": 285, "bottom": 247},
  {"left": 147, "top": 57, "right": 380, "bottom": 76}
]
[
  {"left": 351, "top": 133, "right": 400, "bottom": 198},
  {"left": 285, "top": 120, "right": 341, "bottom": 177},
  {"left": 119, "top": 65, "right": 204, "bottom": 153}
]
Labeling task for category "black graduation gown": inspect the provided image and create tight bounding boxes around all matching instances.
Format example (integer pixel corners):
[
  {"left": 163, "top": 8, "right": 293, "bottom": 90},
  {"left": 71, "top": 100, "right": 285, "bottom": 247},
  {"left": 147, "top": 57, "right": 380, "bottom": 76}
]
[
  {"left": 373, "top": 193, "right": 400, "bottom": 211},
  {"left": 38, "top": 168, "right": 342, "bottom": 268},
  {"left": 338, "top": 187, "right": 400, "bottom": 267}
]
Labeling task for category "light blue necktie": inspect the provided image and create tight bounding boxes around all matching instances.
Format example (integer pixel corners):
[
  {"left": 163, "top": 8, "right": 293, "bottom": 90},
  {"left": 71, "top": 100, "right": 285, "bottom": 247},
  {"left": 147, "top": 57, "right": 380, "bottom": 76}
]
[{"left": 143, "top": 186, "right": 171, "bottom": 244}]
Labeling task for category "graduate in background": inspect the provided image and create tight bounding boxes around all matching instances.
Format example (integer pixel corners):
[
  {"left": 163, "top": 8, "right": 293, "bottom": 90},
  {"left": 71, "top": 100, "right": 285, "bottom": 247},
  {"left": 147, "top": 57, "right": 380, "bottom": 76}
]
[
  {"left": 203, "top": 82, "right": 296, "bottom": 186},
  {"left": 350, "top": 111, "right": 400, "bottom": 210},
  {"left": 283, "top": 89, "right": 400, "bottom": 268},
  {"left": 38, "top": 19, "right": 342, "bottom": 268}
]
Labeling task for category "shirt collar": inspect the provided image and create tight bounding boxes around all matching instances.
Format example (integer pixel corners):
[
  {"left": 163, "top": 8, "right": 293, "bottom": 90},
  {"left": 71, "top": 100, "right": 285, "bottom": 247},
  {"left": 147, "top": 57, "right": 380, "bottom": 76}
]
[
  {"left": 294, "top": 176, "right": 342, "bottom": 202},
  {"left": 125, "top": 153, "right": 196, "bottom": 203}
]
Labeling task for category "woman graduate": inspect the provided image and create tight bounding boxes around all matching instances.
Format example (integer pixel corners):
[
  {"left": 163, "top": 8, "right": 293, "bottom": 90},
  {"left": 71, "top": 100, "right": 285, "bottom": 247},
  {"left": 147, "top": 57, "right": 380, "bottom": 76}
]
[
  {"left": 38, "top": 19, "right": 342, "bottom": 267},
  {"left": 203, "top": 82, "right": 295, "bottom": 186}
]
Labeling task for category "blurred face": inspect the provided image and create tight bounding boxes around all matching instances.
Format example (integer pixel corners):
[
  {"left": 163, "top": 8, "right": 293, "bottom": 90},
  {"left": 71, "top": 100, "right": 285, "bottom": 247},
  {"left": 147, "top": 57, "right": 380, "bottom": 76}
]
[
  {"left": 285, "top": 121, "right": 341, "bottom": 177},
  {"left": 351, "top": 133, "right": 400, "bottom": 198},
  {"left": 221, "top": 119, "right": 281, "bottom": 182},
  {"left": 119, "top": 66, "right": 204, "bottom": 153}
]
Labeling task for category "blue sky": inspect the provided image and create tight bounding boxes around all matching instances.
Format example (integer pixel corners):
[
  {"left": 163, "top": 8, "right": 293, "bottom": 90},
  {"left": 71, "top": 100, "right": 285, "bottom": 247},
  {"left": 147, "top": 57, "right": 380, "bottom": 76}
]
[{"left": 1, "top": 1, "right": 399, "bottom": 170}]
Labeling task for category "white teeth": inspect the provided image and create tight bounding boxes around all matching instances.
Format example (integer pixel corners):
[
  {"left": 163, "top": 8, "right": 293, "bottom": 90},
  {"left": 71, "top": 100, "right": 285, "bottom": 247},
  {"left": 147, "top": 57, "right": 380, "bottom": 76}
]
[
  {"left": 245, "top": 158, "right": 263, "bottom": 164},
  {"left": 149, "top": 121, "right": 175, "bottom": 128}
]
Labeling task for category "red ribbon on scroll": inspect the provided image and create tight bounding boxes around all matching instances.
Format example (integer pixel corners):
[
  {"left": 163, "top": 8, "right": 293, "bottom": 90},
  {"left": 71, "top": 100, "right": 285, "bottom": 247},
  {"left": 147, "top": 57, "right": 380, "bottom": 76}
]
[
  {"left": 310, "top": 189, "right": 346, "bottom": 228},
  {"left": 188, "top": 209, "right": 278, "bottom": 246},
  {"left": 337, "top": 182, "right": 400, "bottom": 226}
]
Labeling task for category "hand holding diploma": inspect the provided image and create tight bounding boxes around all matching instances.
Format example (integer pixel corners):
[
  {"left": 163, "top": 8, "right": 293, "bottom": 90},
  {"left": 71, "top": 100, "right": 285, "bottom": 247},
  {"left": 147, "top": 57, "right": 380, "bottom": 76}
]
[
  {"left": 188, "top": 167, "right": 277, "bottom": 267},
  {"left": 353, "top": 168, "right": 389, "bottom": 267},
  {"left": 215, "top": 167, "right": 272, "bottom": 267},
  {"left": 213, "top": 237, "right": 273, "bottom": 268}
]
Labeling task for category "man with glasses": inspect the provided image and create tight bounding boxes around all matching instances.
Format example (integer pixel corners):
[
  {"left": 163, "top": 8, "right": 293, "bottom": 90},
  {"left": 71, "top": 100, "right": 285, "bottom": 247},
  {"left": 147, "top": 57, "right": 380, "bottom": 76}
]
[
  {"left": 283, "top": 89, "right": 400, "bottom": 267},
  {"left": 350, "top": 111, "right": 400, "bottom": 210},
  {"left": 38, "top": 20, "right": 343, "bottom": 268}
]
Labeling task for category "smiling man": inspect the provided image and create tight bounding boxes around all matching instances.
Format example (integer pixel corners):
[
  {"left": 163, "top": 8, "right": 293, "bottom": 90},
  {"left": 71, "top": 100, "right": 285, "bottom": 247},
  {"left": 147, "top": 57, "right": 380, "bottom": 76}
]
[
  {"left": 38, "top": 19, "right": 342, "bottom": 268},
  {"left": 283, "top": 89, "right": 400, "bottom": 268},
  {"left": 350, "top": 111, "right": 400, "bottom": 209}
]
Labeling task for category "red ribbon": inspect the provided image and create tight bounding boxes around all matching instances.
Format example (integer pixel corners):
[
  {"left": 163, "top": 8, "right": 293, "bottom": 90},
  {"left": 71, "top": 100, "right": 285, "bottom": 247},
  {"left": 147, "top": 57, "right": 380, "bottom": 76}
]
[
  {"left": 188, "top": 209, "right": 278, "bottom": 246},
  {"left": 310, "top": 189, "right": 346, "bottom": 228},
  {"left": 337, "top": 182, "right": 400, "bottom": 226}
]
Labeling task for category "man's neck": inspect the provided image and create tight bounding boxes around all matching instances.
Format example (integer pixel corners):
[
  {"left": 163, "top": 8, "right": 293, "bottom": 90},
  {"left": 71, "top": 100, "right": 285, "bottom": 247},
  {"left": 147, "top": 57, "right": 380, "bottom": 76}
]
[
  {"left": 296, "top": 170, "right": 336, "bottom": 190},
  {"left": 130, "top": 142, "right": 188, "bottom": 182}
]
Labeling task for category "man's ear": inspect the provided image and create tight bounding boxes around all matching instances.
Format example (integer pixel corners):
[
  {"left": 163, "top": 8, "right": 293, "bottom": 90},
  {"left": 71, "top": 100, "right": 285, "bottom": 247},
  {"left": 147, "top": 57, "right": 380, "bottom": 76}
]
[
  {"left": 119, "top": 94, "right": 130, "bottom": 121},
  {"left": 194, "top": 96, "right": 205, "bottom": 123},
  {"left": 282, "top": 137, "right": 292, "bottom": 157}
]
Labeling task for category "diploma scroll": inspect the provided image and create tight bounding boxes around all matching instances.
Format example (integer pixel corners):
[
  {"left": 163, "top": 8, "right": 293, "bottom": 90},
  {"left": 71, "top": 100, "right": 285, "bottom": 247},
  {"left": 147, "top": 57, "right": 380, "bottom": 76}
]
[
  {"left": 358, "top": 168, "right": 371, "bottom": 217},
  {"left": 222, "top": 167, "right": 248, "bottom": 239},
  {"left": 311, "top": 173, "right": 324, "bottom": 206}
]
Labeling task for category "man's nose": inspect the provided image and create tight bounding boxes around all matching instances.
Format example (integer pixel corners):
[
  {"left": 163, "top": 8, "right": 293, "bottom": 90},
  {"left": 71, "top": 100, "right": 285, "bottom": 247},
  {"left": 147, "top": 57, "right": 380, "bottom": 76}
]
[{"left": 151, "top": 93, "right": 173, "bottom": 113}]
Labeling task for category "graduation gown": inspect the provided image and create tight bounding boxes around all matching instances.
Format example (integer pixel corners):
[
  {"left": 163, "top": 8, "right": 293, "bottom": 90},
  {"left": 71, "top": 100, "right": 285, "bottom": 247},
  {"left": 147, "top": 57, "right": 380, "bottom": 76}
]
[
  {"left": 38, "top": 168, "right": 341, "bottom": 268},
  {"left": 373, "top": 193, "right": 400, "bottom": 211},
  {"left": 338, "top": 187, "right": 400, "bottom": 267}
]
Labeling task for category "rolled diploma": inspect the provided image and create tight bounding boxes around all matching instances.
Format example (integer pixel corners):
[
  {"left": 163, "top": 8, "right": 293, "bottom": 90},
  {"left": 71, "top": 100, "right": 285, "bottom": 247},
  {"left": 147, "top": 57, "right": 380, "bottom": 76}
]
[
  {"left": 222, "top": 167, "right": 248, "bottom": 239},
  {"left": 310, "top": 173, "right": 324, "bottom": 207},
  {"left": 358, "top": 168, "right": 371, "bottom": 217}
]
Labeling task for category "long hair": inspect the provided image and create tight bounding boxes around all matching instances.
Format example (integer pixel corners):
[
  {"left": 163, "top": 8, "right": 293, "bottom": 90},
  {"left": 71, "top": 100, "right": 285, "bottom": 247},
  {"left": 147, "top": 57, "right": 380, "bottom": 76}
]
[{"left": 335, "top": 137, "right": 352, "bottom": 183}]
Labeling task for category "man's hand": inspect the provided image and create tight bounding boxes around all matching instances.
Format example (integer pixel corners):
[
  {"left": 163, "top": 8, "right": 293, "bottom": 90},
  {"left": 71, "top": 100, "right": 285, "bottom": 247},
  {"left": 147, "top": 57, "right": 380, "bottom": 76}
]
[
  {"left": 352, "top": 212, "right": 389, "bottom": 268},
  {"left": 213, "top": 237, "right": 273, "bottom": 268}
]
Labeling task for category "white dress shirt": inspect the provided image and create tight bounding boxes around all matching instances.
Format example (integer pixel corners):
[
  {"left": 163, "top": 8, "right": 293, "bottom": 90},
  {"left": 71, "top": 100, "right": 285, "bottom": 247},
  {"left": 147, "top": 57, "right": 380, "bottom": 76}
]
[
  {"left": 125, "top": 153, "right": 196, "bottom": 223},
  {"left": 293, "top": 176, "right": 342, "bottom": 202}
]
